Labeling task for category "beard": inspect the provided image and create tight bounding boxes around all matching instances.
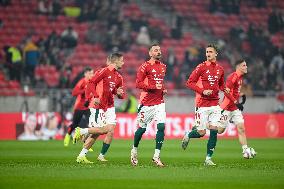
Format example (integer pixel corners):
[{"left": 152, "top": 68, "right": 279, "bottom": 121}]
[{"left": 154, "top": 54, "right": 162, "bottom": 60}]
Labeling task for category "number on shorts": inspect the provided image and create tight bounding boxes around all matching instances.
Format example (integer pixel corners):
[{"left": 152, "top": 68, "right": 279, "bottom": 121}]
[
  {"left": 220, "top": 114, "right": 228, "bottom": 121},
  {"left": 195, "top": 112, "right": 201, "bottom": 125},
  {"left": 100, "top": 112, "right": 105, "bottom": 121},
  {"left": 195, "top": 112, "right": 201, "bottom": 120},
  {"left": 139, "top": 112, "right": 145, "bottom": 122}
]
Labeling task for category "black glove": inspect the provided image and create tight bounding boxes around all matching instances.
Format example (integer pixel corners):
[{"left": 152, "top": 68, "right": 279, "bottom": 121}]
[
  {"left": 236, "top": 103, "right": 244, "bottom": 111},
  {"left": 84, "top": 100, "right": 90, "bottom": 107},
  {"left": 240, "top": 94, "right": 246, "bottom": 105}
]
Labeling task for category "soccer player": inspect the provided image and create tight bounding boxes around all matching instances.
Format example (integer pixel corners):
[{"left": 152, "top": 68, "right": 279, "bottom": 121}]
[
  {"left": 181, "top": 44, "right": 230, "bottom": 166},
  {"left": 130, "top": 44, "right": 167, "bottom": 167},
  {"left": 219, "top": 59, "right": 256, "bottom": 157},
  {"left": 73, "top": 52, "right": 125, "bottom": 164},
  {"left": 63, "top": 67, "right": 94, "bottom": 147}
]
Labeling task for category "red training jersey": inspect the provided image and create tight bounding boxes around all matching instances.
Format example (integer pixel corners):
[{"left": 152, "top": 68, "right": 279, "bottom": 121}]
[
  {"left": 195, "top": 77, "right": 203, "bottom": 107},
  {"left": 187, "top": 61, "right": 225, "bottom": 107},
  {"left": 86, "top": 65, "right": 125, "bottom": 111},
  {"left": 136, "top": 60, "right": 166, "bottom": 106},
  {"left": 72, "top": 78, "right": 89, "bottom": 110},
  {"left": 220, "top": 72, "right": 242, "bottom": 111}
]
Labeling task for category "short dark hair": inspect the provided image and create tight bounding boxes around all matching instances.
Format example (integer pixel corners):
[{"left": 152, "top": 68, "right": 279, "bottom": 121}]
[
  {"left": 84, "top": 67, "right": 93, "bottom": 73},
  {"left": 235, "top": 59, "right": 245, "bottom": 67},
  {"left": 149, "top": 44, "right": 160, "bottom": 51},
  {"left": 207, "top": 44, "right": 219, "bottom": 53},
  {"left": 108, "top": 52, "right": 123, "bottom": 63}
]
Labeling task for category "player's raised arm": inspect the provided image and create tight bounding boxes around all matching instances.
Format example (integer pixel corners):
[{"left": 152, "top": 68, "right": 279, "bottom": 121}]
[
  {"left": 186, "top": 66, "right": 204, "bottom": 94},
  {"left": 223, "top": 74, "right": 237, "bottom": 103},
  {"left": 85, "top": 80, "right": 95, "bottom": 100},
  {"left": 114, "top": 76, "right": 126, "bottom": 99},
  {"left": 72, "top": 79, "right": 85, "bottom": 96},
  {"left": 87, "top": 68, "right": 107, "bottom": 98},
  {"left": 218, "top": 69, "right": 225, "bottom": 92},
  {"left": 219, "top": 70, "right": 238, "bottom": 103},
  {"left": 136, "top": 64, "right": 157, "bottom": 90}
]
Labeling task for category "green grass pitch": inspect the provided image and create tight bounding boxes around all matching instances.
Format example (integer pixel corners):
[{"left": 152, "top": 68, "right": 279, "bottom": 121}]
[{"left": 0, "top": 139, "right": 284, "bottom": 189}]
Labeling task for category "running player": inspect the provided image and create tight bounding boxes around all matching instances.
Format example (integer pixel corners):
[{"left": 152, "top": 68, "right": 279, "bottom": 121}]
[
  {"left": 130, "top": 44, "right": 167, "bottom": 167},
  {"left": 63, "top": 67, "right": 93, "bottom": 147},
  {"left": 219, "top": 59, "right": 256, "bottom": 158},
  {"left": 181, "top": 44, "right": 230, "bottom": 166},
  {"left": 73, "top": 52, "right": 125, "bottom": 163}
]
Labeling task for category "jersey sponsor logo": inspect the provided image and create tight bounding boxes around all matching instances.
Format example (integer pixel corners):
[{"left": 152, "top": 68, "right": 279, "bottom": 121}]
[
  {"left": 109, "top": 81, "right": 116, "bottom": 92},
  {"left": 238, "top": 83, "right": 242, "bottom": 93},
  {"left": 153, "top": 73, "right": 164, "bottom": 85},
  {"left": 208, "top": 75, "right": 219, "bottom": 86}
]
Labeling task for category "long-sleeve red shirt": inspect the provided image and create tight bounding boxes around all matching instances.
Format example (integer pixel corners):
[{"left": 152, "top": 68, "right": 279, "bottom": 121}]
[
  {"left": 220, "top": 72, "right": 242, "bottom": 111},
  {"left": 72, "top": 78, "right": 89, "bottom": 110},
  {"left": 85, "top": 65, "right": 125, "bottom": 111},
  {"left": 136, "top": 60, "right": 166, "bottom": 106},
  {"left": 187, "top": 61, "right": 225, "bottom": 107}
]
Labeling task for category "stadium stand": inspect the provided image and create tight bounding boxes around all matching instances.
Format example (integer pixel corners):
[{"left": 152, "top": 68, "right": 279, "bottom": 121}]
[{"left": 0, "top": 0, "right": 283, "bottom": 96}]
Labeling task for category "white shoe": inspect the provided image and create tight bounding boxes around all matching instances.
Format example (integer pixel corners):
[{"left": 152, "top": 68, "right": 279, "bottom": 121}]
[
  {"left": 181, "top": 131, "right": 190, "bottom": 150},
  {"left": 152, "top": 156, "right": 165, "bottom": 167},
  {"left": 204, "top": 158, "right": 216, "bottom": 166},
  {"left": 131, "top": 149, "right": 138, "bottom": 166},
  {"left": 250, "top": 147, "right": 257, "bottom": 157},
  {"left": 243, "top": 147, "right": 257, "bottom": 159},
  {"left": 97, "top": 154, "right": 108, "bottom": 162}
]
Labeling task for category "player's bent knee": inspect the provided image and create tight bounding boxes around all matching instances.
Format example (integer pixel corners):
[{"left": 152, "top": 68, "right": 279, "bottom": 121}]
[
  {"left": 91, "top": 134, "right": 99, "bottom": 139},
  {"left": 136, "top": 127, "right": 146, "bottom": 134},
  {"left": 107, "top": 130, "right": 114, "bottom": 137},
  {"left": 104, "top": 124, "right": 115, "bottom": 133},
  {"left": 208, "top": 125, "right": 218, "bottom": 130},
  {"left": 237, "top": 123, "right": 245, "bottom": 134},
  {"left": 198, "top": 129, "right": 206, "bottom": 136},
  {"left": 157, "top": 123, "right": 165, "bottom": 131},
  {"left": 218, "top": 127, "right": 225, "bottom": 134}
]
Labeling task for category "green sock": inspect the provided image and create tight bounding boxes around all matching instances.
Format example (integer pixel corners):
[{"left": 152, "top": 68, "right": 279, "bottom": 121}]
[
  {"left": 207, "top": 130, "right": 218, "bottom": 157},
  {"left": 156, "top": 123, "right": 165, "bottom": 150},
  {"left": 100, "top": 142, "right": 110, "bottom": 155},
  {"left": 134, "top": 127, "right": 146, "bottom": 147},
  {"left": 188, "top": 129, "right": 202, "bottom": 138},
  {"left": 191, "top": 126, "right": 197, "bottom": 131}
]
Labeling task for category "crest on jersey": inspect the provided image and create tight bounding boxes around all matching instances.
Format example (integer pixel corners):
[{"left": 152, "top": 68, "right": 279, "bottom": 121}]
[{"left": 152, "top": 69, "right": 156, "bottom": 72}]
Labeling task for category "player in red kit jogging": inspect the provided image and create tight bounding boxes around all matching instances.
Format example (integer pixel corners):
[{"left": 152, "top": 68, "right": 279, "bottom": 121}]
[
  {"left": 63, "top": 67, "right": 94, "bottom": 147},
  {"left": 130, "top": 44, "right": 167, "bottom": 167},
  {"left": 73, "top": 53, "right": 125, "bottom": 164},
  {"left": 181, "top": 44, "right": 230, "bottom": 166},
  {"left": 219, "top": 60, "right": 257, "bottom": 158}
]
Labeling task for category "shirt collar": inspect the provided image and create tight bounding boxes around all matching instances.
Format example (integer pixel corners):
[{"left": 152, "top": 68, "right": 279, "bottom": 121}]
[
  {"left": 107, "top": 64, "right": 116, "bottom": 71},
  {"left": 205, "top": 60, "right": 216, "bottom": 66},
  {"left": 147, "top": 60, "right": 160, "bottom": 65}
]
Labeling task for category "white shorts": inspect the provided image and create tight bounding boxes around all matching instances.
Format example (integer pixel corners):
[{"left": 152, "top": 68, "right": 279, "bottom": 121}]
[
  {"left": 137, "top": 103, "right": 166, "bottom": 128},
  {"left": 196, "top": 105, "right": 222, "bottom": 130},
  {"left": 194, "top": 107, "right": 201, "bottom": 127},
  {"left": 88, "top": 107, "right": 116, "bottom": 128},
  {"left": 220, "top": 109, "right": 244, "bottom": 128}
]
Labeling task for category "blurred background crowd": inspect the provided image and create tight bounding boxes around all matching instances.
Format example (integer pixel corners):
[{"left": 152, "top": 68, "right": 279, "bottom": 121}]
[{"left": 0, "top": 0, "right": 283, "bottom": 109}]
